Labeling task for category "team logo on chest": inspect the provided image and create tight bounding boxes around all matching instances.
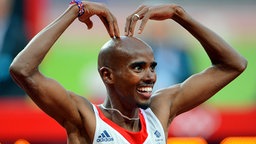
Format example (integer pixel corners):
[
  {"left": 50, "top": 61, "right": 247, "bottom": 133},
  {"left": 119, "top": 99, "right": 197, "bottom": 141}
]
[{"left": 154, "top": 130, "right": 164, "bottom": 143}]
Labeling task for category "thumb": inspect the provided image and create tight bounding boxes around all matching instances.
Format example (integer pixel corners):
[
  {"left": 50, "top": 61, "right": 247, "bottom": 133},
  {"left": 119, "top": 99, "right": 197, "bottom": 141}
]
[
  {"left": 79, "top": 17, "right": 94, "bottom": 29},
  {"left": 85, "top": 18, "right": 93, "bottom": 29}
]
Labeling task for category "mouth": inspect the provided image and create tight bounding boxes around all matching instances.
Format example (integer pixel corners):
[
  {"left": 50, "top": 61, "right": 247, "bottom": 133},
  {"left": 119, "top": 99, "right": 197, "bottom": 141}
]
[{"left": 136, "top": 86, "right": 153, "bottom": 99}]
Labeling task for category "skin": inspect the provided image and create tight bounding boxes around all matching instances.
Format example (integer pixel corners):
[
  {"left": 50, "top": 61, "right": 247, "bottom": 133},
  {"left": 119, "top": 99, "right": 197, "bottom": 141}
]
[{"left": 9, "top": 2, "right": 247, "bottom": 144}]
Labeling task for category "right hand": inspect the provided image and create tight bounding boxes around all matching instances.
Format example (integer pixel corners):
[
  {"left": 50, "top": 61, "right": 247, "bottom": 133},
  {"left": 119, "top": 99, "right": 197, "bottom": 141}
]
[{"left": 78, "top": 1, "right": 120, "bottom": 38}]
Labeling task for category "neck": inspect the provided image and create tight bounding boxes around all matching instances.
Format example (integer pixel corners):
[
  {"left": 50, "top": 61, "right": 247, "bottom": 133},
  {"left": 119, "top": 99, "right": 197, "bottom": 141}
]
[
  {"left": 100, "top": 99, "right": 141, "bottom": 131},
  {"left": 100, "top": 104, "right": 140, "bottom": 121}
]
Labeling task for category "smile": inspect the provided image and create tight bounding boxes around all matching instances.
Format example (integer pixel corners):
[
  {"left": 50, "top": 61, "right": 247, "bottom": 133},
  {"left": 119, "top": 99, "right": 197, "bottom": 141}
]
[{"left": 137, "top": 87, "right": 153, "bottom": 93}]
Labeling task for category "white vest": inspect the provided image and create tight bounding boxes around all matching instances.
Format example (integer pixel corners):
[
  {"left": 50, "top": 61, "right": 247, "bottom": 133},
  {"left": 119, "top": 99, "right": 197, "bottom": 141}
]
[{"left": 92, "top": 105, "right": 166, "bottom": 144}]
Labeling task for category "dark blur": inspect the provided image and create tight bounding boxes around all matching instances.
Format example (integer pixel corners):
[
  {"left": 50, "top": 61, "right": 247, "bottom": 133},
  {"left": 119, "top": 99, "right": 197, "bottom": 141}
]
[{"left": 0, "top": 0, "right": 28, "bottom": 97}]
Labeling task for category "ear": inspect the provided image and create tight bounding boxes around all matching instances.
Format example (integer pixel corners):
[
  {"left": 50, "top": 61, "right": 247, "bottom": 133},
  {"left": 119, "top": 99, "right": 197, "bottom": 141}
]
[{"left": 99, "top": 67, "right": 114, "bottom": 84}]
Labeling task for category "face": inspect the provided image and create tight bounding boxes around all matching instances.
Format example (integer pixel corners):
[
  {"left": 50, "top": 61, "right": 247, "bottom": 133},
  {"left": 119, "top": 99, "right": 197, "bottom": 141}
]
[{"left": 111, "top": 38, "right": 157, "bottom": 109}]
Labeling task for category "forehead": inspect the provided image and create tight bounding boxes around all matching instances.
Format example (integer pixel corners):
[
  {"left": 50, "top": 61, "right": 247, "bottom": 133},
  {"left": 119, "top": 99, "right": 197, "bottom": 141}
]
[
  {"left": 98, "top": 36, "right": 155, "bottom": 69},
  {"left": 117, "top": 38, "right": 155, "bottom": 63}
]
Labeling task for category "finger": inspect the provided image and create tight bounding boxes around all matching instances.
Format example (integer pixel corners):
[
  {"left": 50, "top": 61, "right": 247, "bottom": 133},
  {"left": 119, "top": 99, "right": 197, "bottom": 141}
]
[
  {"left": 124, "top": 5, "right": 146, "bottom": 36},
  {"left": 124, "top": 15, "right": 132, "bottom": 36},
  {"left": 138, "top": 13, "right": 150, "bottom": 34},
  {"left": 113, "top": 19, "right": 120, "bottom": 38},
  {"left": 106, "top": 14, "right": 116, "bottom": 38},
  {"left": 99, "top": 16, "right": 112, "bottom": 37},
  {"left": 84, "top": 18, "right": 93, "bottom": 29},
  {"left": 109, "top": 13, "right": 120, "bottom": 38},
  {"left": 99, "top": 14, "right": 116, "bottom": 38},
  {"left": 127, "top": 13, "right": 140, "bottom": 36},
  {"left": 78, "top": 16, "right": 93, "bottom": 29},
  {"left": 127, "top": 6, "right": 149, "bottom": 36}
]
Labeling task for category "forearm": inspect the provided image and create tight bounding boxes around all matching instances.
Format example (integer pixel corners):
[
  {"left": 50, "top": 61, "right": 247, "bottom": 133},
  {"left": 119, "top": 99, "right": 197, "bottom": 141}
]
[
  {"left": 10, "top": 4, "right": 79, "bottom": 76},
  {"left": 172, "top": 6, "right": 247, "bottom": 71}
]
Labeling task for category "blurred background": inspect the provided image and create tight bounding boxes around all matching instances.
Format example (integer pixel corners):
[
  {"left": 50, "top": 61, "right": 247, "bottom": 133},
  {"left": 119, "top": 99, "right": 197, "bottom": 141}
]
[{"left": 0, "top": 0, "right": 255, "bottom": 144}]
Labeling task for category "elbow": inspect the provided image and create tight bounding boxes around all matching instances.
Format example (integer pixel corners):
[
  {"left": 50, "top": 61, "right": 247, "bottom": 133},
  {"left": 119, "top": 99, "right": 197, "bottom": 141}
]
[
  {"left": 9, "top": 62, "right": 23, "bottom": 78},
  {"left": 9, "top": 61, "right": 33, "bottom": 79},
  {"left": 237, "top": 57, "right": 248, "bottom": 73},
  {"left": 232, "top": 56, "right": 248, "bottom": 75}
]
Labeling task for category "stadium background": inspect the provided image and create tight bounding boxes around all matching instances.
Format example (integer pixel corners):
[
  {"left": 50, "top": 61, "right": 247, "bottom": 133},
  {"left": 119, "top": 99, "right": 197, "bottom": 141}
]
[{"left": 0, "top": 0, "right": 255, "bottom": 144}]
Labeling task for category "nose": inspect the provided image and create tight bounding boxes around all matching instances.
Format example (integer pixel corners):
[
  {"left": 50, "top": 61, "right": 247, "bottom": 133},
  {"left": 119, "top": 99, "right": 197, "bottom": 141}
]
[{"left": 143, "top": 69, "right": 156, "bottom": 84}]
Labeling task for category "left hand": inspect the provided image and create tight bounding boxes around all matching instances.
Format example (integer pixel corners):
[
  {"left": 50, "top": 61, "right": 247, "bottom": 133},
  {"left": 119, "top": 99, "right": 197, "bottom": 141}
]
[{"left": 125, "top": 4, "right": 178, "bottom": 36}]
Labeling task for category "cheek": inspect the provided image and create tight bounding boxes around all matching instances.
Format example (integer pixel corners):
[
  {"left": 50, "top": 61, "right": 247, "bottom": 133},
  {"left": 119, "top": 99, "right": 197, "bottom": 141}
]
[
  {"left": 126, "top": 73, "right": 142, "bottom": 84},
  {"left": 120, "top": 70, "right": 141, "bottom": 82},
  {"left": 154, "top": 73, "right": 157, "bottom": 81},
  {"left": 115, "top": 73, "right": 141, "bottom": 91}
]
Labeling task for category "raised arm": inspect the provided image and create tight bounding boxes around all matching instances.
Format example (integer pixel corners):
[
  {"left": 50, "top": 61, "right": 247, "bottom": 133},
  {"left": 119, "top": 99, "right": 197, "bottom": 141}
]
[
  {"left": 9, "top": 1, "right": 119, "bottom": 135},
  {"left": 125, "top": 4, "right": 247, "bottom": 120}
]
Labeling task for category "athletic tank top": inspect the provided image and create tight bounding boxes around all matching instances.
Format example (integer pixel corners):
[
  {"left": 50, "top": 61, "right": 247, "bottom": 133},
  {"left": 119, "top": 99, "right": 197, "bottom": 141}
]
[{"left": 92, "top": 105, "right": 166, "bottom": 144}]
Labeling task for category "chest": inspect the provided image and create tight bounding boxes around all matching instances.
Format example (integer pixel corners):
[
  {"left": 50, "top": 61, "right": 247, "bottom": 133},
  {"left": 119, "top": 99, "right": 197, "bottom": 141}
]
[{"left": 93, "top": 106, "right": 166, "bottom": 144}]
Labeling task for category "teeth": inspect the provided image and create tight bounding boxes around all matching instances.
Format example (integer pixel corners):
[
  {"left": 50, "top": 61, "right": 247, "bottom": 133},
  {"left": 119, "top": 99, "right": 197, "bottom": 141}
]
[{"left": 137, "top": 87, "right": 152, "bottom": 92}]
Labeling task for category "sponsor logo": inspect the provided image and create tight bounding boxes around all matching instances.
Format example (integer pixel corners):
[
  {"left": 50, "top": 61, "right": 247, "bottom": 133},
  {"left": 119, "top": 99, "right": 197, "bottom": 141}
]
[{"left": 96, "top": 130, "right": 114, "bottom": 142}]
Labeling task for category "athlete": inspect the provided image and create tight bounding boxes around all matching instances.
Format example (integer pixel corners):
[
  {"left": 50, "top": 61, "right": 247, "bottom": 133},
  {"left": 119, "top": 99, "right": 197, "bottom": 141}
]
[{"left": 10, "top": 1, "right": 247, "bottom": 144}]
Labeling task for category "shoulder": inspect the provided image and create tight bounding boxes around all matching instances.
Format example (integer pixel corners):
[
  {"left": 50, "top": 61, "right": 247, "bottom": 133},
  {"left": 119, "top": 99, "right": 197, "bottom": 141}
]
[
  {"left": 151, "top": 84, "right": 181, "bottom": 109},
  {"left": 66, "top": 92, "right": 96, "bottom": 141},
  {"left": 69, "top": 92, "right": 95, "bottom": 121},
  {"left": 70, "top": 92, "right": 94, "bottom": 109},
  {"left": 150, "top": 85, "right": 182, "bottom": 127}
]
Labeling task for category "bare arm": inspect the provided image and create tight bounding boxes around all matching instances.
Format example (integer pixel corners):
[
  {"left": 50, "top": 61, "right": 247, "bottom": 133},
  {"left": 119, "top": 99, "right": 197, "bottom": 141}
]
[
  {"left": 168, "top": 5, "right": 247, "bottom": 115},
  {"left": 9, "top": 1, "right": 119, "bottom": 136},
  {"left": 125, "top": 4, "right": 247, "bottom": 121}
]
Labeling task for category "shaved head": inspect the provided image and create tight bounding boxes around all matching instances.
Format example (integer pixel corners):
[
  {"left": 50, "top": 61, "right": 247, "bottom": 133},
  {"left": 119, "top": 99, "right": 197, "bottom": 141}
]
[{"left": 98, "top": 36, "right": 153, "bottom": 72}]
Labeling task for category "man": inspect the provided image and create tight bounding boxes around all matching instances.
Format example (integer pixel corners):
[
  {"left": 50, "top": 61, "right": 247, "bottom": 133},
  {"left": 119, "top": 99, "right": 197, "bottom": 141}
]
[{"left": 10, "top": 1, "right": 247, "bottom": 144}]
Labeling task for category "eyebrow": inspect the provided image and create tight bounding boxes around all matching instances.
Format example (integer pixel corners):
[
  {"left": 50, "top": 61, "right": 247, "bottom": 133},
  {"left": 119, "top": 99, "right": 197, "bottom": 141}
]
[
  {"left": 151, "top": 61, "right": 157, "bottom": 67},
  {"left": 130, "top": 61, "right": 157, "bottom": 67}
]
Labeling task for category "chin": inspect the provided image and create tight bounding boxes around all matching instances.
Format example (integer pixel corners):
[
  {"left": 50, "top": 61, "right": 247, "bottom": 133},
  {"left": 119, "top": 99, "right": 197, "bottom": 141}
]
[{"left": 137, "top": 100, "right": 151, "bottom": 110}]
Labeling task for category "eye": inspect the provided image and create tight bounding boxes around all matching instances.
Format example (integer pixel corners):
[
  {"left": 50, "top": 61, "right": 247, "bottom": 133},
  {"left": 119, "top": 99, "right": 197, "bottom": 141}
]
[
  {"left": 150, "top": 65, "right": 155, "bottom": 72},
  {"left": 150, "top": 62, "right": 157, "bottom": 72},
  {"left": 130, "top": 62, "right": 145, "bottom": 73},
  {"left": 133, "top": 65, "right": 143, "bottom": 72}
]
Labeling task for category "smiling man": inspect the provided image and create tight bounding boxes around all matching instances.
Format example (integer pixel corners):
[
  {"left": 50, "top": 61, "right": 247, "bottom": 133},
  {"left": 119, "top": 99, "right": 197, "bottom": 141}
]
[
  {"left": 9, "top": 1, "right": 247, "bottom": 144},
  {"left": 98, "top": 36, "right": 157, "bottom": 110}
]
